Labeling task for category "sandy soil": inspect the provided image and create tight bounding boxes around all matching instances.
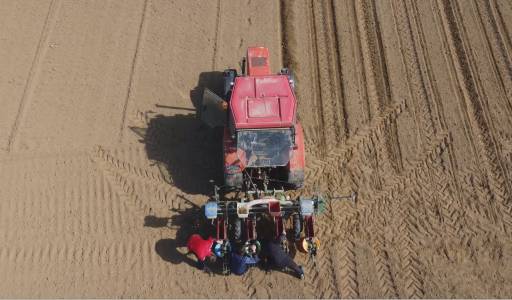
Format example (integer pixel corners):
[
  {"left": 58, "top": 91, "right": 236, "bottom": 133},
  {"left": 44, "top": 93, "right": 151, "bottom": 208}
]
[{"left": 1, "top": 0, "right": 512, "bottom": 298}]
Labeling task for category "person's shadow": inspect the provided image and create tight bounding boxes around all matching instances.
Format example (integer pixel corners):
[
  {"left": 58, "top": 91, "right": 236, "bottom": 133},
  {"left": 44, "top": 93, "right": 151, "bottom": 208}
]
[
  {"left": 148, "top": 200, "right": 226, "bottom": 274},
  {"left": 150, "top": 205, "right": 211, "bottom": 269}
]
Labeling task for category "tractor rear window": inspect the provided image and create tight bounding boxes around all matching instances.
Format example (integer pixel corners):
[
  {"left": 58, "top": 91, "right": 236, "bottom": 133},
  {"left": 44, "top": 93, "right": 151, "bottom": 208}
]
[{"left": 237, "top": 129, "right": 293, "bottom": 167}]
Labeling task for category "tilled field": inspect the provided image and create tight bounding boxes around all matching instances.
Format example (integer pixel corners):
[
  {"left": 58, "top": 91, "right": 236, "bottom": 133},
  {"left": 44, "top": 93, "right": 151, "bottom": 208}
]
[{"left": 1, "top": 0, "right": 512, "bottom": 298}]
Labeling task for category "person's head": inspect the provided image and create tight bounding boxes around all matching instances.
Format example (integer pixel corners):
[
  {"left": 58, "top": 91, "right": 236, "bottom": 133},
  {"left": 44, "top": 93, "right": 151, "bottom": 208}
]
[
  {"left": 244, "top": 240, "right": 260, "bottom": 257},
  {"left": 213, "top": 240, "right": 225, "bottom": 258}
]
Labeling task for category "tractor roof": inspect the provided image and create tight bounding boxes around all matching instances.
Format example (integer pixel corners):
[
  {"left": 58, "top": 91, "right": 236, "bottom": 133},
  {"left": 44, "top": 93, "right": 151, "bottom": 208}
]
[{"left": 230, "top": 75, "right": 297, "bottom": 129}]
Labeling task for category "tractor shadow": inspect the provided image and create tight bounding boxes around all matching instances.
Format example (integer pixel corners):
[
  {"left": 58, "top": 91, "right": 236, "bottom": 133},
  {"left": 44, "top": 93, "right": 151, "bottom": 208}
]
[
  {"left": 131, "top": 71, "right": 225, "bottom": 195},
  {"left": 142, "top": 113, "right": 223, "bottom": 195}
]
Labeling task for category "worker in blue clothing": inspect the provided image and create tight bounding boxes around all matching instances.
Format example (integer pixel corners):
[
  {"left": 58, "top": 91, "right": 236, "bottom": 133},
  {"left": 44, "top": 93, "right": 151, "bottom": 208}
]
[
  {"left": 229, "top": 242, "right": 260, "bottom": 275},
  {"left": 260, "top": 237, "right": 304, "bottom": 279}
]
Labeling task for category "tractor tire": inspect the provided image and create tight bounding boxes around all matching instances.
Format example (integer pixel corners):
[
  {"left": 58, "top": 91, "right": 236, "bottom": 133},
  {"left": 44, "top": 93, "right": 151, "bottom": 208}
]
[
  {"left": 223, "top": 69, "right": 237, "bottom": 100},
  {"left": 287, "top": 170, "right": 304, "bottom": 189},
  {"left": 233, "top": 218, "right": 242, "bottom": 241},
  {"left": 293, "top": 214, "right": 302, "bottom": 241},
  {"left": 280, "top": 68, "right": 296, "bottom": 92}
]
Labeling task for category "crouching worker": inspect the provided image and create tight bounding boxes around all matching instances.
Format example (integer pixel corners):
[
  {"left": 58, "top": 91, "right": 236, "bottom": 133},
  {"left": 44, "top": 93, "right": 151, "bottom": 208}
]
[
  {"left": 187, "top": 234, "right": 217, "bottom": 274},
  {"left": 230, "top": 242, "right": 260, "bottom": 275},
  {"left": 260, "top": 237, "right": 304, "bottom": 279}
]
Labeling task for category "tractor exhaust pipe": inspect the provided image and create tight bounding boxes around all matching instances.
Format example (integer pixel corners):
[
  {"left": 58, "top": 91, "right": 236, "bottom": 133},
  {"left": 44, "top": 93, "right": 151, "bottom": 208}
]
[{"left": 240, "top": 57, "right": 246, "bottom": 76}]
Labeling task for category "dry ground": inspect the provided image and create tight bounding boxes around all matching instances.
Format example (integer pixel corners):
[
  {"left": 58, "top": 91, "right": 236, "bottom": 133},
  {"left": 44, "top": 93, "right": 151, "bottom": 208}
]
[{"left": 1, "top": 0, "right": 512, "bottom": 298}]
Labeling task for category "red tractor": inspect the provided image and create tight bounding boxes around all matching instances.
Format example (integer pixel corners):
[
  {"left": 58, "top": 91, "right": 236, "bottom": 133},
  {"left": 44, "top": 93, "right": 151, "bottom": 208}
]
[
  {"left": 200, "top": 47, "right": 326, "bottom": 273},
  {"left": 201, "top": 47, "right": 305, "bottom": 189}
]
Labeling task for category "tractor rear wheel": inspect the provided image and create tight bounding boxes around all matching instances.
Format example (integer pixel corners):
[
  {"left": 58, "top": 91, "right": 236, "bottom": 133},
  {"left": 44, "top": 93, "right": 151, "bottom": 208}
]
[
  {"left": 293, "top": 214, "right": 302, "bottom": 241},
  {"left": 233, "top": 218, "right": 242, "bottom": 241}
]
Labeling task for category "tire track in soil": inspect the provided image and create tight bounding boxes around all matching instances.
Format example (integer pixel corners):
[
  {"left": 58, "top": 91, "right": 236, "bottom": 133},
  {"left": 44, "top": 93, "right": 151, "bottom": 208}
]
[
  {"left": 241, "top": 268, "right": 272, "bottom": 298},
  {"left": 390, "top": 0, "right": 437, "bottom": 149},
  {"left": 435, "top": 0, "right": 512, "bottom": 232},
  {"left": 304, "top": 216, "right": 341, "bottom": 299},
  {"left": 300, "top": 1, "right": 323, "bottom": 150},
  {"left": 0, "top": 153, "right": 136, "bottom": 241},
  {"left": 0, "top": 239, "right": 158, "bottom": 296},
  {"left": 280, "top": 2, "right": 346, "bottom": 297},
  {"left": 396, "top": 195, "right": 425, "bottom": 299},
  {"left": 429, "top": 0, "right": 480, "bottom": 164},
  {"left": 368, "top": 224, "right": 399, "bottom": 298},
  {"left": 354, "top": 0, "right": 404, "bottom": 175},
  {"left": 211, "top": 0, "right": 221, "bottom": 70},
  {"left": 337, "top": 231, "right": 360, "bottom": 298},
  {"left": 344, "top": 0, "right": 372, "bottom": 130},
  {"left": 302, "top": 99, "right": 404, "bottom": 298},
  {"left": 92, "top": 147, "right": 172, "bottom": 215},
  {"left": 324, "top": 201, "right": 360, "bottom": 298},
  {"left": 364, "top": 186, "right": 424, "bottom": 298},
  {"left": 459, "top": 167, "right": 506, "bottom": 234},
  {"left": 428, "top": 149, "right": 467, "bottom": 245},
  {"left": 305, "top": 100, "right": 406, "bottom": 193},
  {"left": 407, "top": 0, "right": 451, "bottom": 135},
  {"left": 488, "top": 0, "right": 512, "bottom": 66},
  {"left": 358, "top": 134, "right": 454, "bottom": 298},
  {"left": 6, "top": 0, "right": 61, "bottom": 152},
  {"left": 95, "top": 145, "right": 169, "bottom": 186},
  {"left": 469, "top": 0, "right": 512, "bottom": 125},
  {"left": 304, "top": 101, "right": 406, "bottom": 298},
  {"left": 119, "top": 0, "right": 149, "bottom": 143},
  {"left": 307, "top": 0, "right": 347, "bottom": 153},
  {"left": 405, "top": 0, "right": 472, "bottom": 245}
]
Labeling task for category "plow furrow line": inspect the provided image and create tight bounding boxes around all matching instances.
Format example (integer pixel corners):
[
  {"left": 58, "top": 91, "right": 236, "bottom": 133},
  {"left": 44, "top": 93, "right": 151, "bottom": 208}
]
[
  {"left": 369, "top": 225, "right": 399, "bottom": 298},
  {"left": 6, "top": 0, "right": 61, "bottom": 152},
  {"left": 435, "top": 0, "right": 512, "bottom": 232},
  {"left": 413, "top": 172, "right": 444, "bottom": 238},
  {"left": 119, "top": 0, "right": 149, "bottom": 142},
  {"left": 0, "top": 239, "right": 158, "bottom": 294},
  {"left": 304, "top": 0, "right": 327, "bottom": 155},
  {"left": 307, "top": 217, "right": 341, "bottom": 299},
  {"left": 309, "top": 0, "right": 347, "bottom": 151},
  {"left": 397, "top": 198, "right": 425, "bottom": 298},
  {"left": 95, "top": 145, "right": 170, "bottom": 186},
  {"left": 336, "top": 234, "right": 359, "bottom": 298},
  {"left": 93, "top": 149, "right": 185, "bottom": 216},
  {"left": 488, "top": 0, "right": 512, "bottom": 66},
  {"left": 359, "top": 133, "right": 451, "bottom": 228},
  {"left": 460, "top": 168, "right": 507, "bottom": 234},
  {"left": 305, "top": 100, "right": 405, "bottom": 191},
  {"left": 355, "top": 0, "right": 404, "bottom": 176},
  {"left": 345, "top": 0, "right": 371, "bottom": 127},
  {"left": 0, "top": 155, "right": 135, "bottom": 241},
  {"left": 470, "top": 0, "right": 512, "bottom": 123},
  {"left": 406, "top": 0, "right": 448, "bottom": 133},
  {"left": 428, "top": 156, "right": 467, "bottom": 241},
  {"left": 391, "top": 0, "right": 437, "bottom": 148}
]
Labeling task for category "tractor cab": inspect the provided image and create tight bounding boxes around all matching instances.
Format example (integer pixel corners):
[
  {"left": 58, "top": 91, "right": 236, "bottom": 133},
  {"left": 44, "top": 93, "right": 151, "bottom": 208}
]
[{"left": 201, "top": 46, "right": 305, "bottom": 190}]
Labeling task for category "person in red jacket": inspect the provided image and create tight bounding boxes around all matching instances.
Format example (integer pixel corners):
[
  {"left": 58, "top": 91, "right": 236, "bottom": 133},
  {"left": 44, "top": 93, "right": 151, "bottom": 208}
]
[{"left": 187, "top": 234, "right": 216, "bottom": 273}]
